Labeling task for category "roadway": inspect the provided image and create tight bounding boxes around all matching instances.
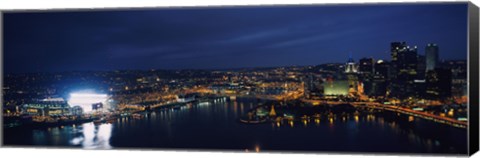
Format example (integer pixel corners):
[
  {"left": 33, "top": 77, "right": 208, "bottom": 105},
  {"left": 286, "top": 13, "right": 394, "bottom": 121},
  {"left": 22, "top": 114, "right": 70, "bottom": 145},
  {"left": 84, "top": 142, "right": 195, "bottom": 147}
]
[{"left": 303, "top": 100, "right": 467, "bottom": 128}]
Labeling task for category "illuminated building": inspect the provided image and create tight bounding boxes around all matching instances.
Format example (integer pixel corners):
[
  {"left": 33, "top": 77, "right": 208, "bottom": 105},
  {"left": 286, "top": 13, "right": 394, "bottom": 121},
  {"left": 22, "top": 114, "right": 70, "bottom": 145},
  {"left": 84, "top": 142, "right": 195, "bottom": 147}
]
[
  {"left": 414, "top": 55, "right": 427, "bottom": 98},
  {"left": 357, "top": 82, "right": 364, "bottom": 95},
  {"left": 426, "top": 68, "right": 452, "bottom": 99},
  {"left": 390, "top": 42, "right": 407, "bottom": 80},
  {"left": 371, "top": 73, "right": 387, "bottom": 97},
  {"left": 416, "top": 54, "right": 426, "bottom": 79},
  {"left": 324, "top": 80, "right": 349, "bottom": 96},
  {"left": 210, "top": 83, "right": 241, "bottom": 94},
  {"left": 22, "top": 98, "right": 70, "bottom": 116},
  {"left": 269, "top": 105, "right": 277, "bottom": 117},
  {"left": 92, "top": 102, "right": 104, "bottom": 111},
  {"left": 71, "top": 106, "right": 84, "bottom": 116},
  {"left": 369, "top": 60, "right": 389, "bottom": 96},
  {"left": 374, "top": 60, "right": 389, "bottom": 78},
  {"left": 413, "top": 79, "right": 426, "bottom": 98},
  {"left": 343, "top": 56, "right": 359, "bottom": 97},
  {"left": 359, "top": 58, "right": 375, "bottom": 74},
  {"left": 345, "top": 57, "right": 358, "bottom": 73},
  {"left": 348, "top": 84, "right": 357, "bottom": 98},
  {"left": 445, "top": 60, "right": 467, "bottom": 97},
  {"left": 358, "top": 58, "right": 375, "bottom": 96},
  {"left": 303, "top": 74, "right": 324, "bottom": 99},
  {"left": 68, "top": 93, "right": 108, "bottom": 113},
  {"left": 176, "top": 93, "right": 197, "bottom": 103},
  {"left": 397, "top": 46, "right": 418, "bottom": 78},
  {"left": 390, "top": 45, "right": 419, "bottom": 99},
  {"left": 425, "top": 43, "right": 439, "bottom": 71}
]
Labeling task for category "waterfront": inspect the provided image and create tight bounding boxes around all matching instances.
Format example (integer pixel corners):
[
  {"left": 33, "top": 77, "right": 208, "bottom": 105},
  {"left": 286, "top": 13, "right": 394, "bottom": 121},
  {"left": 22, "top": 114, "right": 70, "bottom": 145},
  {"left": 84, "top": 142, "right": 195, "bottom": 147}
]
[{"left": 4, "top": 98, "right": 467, "bottom": 154}]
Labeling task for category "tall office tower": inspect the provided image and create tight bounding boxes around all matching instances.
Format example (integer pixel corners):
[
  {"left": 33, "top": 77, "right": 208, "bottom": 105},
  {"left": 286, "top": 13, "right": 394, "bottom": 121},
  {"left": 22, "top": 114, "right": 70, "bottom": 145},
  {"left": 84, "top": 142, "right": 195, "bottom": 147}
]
[
  {"left": 390, "top": 46, "right": 419, "bottom": 99},
  {"left": 397, "top": 46, "right": 418, "bottom": 80},
  {"left": 358, "top": 58, "right": 375, "bottom": 96},
  {"left": 359, "top": 58, "right": 375, "bottom": 74},
  {"left": 414, "top": 55, "right": 427, "bottom": 98},
  {"left": 426, "top": 67, "right": 452, "bottom": 99},
  {"left": 390, "top": 42, "right": 407, "bottom": 80},
  {"left": 416, "top": 55, "right": 426, "bottom": 80},
  {"left": 370, "top": 60, "right": 389, "bottom": 97},
  {"left": 303, "top": 74, "right": 324, "bottom": 99},
  {"left": 445, "top": 60, "right": 467, "bottom": 97},
  {"left": 425, "top": 43, "right": 439, "bottom": 71},
  {"left": 374, "top": 60, "right": 389, "bottom": 79}
]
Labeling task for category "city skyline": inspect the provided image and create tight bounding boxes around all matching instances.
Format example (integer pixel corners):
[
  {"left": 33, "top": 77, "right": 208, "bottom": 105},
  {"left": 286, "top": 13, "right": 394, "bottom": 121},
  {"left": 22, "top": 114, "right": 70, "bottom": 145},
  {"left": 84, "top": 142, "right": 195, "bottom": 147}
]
[
  {"left": 2, "top": 2, "right": 472, "bottom": 154},
  {"left": 4, "top": 3, "right": 468, "bottom": 73}
]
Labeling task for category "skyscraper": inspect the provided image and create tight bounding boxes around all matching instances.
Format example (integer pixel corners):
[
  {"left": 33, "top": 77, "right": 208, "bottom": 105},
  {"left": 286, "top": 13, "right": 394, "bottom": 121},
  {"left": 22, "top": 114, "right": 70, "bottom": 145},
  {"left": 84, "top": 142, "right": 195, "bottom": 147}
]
[
  {"left": 414, "top": 54, "right": 427, "bottom": 98},
  {"left": 390, "top": 45, "right": 419, "bottom": 99},
  {"left": 358, "top": 58, "right": 375, "bottom": 96},
  {"left": 359, "top": 58, "right": 375, "bottom": 74},
  {"left": 390, "top": 42, "right": 407, "bottom": 80},
  {"left": 370, "top": 60, "right": 389, "bottom": 97},
  {"left": 416, "top": 55, "right": 426, "bottom": 80},
  {"left": 397, "top": 46, "right": 418, "bottom": 81},
  {"left": 303, "top": 74, "right": 324, "bottom": 99},
  {"left": 426, "top": 67, "right": 452, "bottom": 99},
  {"left": 425, "top": 43, "right": 439, "bottom": 71}
]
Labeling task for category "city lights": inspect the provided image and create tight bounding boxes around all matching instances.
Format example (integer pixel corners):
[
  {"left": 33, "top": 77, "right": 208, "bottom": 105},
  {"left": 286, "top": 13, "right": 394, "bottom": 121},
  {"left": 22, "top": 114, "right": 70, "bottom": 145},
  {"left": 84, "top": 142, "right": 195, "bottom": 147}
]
[
  {"left": 68, "top": 92, "right": 108, "bottom": 113},
  {"left": 2, "top": 5, "right": 471, "bottom": 154}
]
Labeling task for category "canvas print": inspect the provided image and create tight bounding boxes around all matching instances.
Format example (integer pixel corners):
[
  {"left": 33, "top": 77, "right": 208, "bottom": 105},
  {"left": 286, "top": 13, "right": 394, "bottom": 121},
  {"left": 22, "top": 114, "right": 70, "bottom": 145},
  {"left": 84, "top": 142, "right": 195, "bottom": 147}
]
[{"left": 1, "top": 2, "right": 474, "bottom": 155}]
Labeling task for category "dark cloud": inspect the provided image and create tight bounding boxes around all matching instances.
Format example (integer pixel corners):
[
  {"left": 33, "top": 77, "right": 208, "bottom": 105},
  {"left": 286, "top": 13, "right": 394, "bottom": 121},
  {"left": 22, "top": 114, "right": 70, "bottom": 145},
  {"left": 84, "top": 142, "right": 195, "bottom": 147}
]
[{"left": 4, "top": 3, "right": 468, "bottom": 73}]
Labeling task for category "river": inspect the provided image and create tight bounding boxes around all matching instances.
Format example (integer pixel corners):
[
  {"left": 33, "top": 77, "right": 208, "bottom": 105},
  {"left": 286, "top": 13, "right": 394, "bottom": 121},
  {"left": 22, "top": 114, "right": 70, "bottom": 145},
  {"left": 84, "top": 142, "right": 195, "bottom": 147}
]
[{"left": 3, "top": 97, "right": 467, "bottom": 155}]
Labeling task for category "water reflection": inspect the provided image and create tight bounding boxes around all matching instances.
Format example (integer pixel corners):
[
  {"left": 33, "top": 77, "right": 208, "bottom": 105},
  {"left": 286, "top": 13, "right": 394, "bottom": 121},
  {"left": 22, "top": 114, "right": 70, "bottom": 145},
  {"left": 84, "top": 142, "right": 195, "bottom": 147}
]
[
  {"left": 70, "top": 123, "right": 113, "bottom": 149},
  {"left": 314, "top": 118, "right": 320, "bottom": 125},
  {"left": 255, "top": 144, "right": 261, "bottom": 152},
  {"left": 5, "top": 99, "right": 466, "bottom": 154},
  {"left": 97, "top": 123, "right": 113, "bottom": 149}
]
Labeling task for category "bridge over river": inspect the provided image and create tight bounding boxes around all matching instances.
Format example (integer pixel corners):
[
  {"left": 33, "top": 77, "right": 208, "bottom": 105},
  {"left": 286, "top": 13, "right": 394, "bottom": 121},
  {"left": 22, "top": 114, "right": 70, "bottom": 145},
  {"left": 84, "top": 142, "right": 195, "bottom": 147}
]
[
  {"left": 302, "top": 100, "right": 468, "bottom": 129},
  {"left": 123, "top": 91, "right": 468, "bottom": 129}
]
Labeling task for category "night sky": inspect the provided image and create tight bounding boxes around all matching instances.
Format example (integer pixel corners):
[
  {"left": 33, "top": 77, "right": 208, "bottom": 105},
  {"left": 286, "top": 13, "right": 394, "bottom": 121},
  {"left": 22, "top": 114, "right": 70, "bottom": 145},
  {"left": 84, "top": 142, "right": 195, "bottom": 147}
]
[{"left": 4, "top": 3, "right": 468, "bottom": 73}]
